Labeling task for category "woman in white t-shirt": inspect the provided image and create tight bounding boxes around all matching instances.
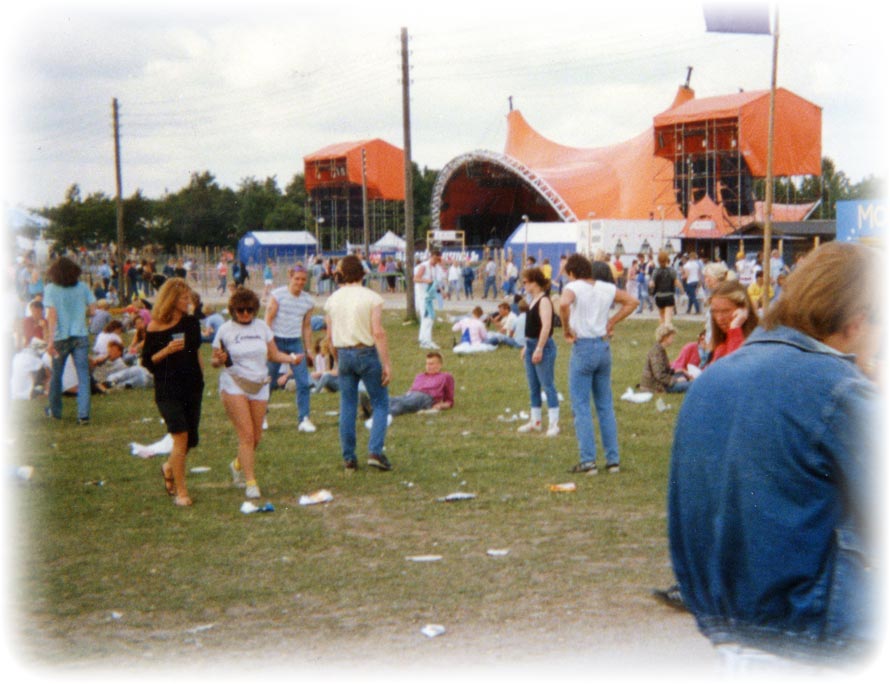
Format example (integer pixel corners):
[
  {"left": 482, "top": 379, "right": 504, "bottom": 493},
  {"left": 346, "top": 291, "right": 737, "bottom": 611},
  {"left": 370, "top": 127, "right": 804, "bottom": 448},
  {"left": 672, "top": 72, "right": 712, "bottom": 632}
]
[
  {"left": 559, "top": 254, "right": 638, "bottom": 475},
  {"left": 212, "top": 287, "right": 299, "bottom": 500}
]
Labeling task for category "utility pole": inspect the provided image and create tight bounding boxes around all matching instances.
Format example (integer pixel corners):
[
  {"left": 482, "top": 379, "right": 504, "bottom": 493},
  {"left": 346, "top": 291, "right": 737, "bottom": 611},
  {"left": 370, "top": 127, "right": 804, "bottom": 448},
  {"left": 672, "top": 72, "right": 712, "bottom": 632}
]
[
  {"left": 361, "top": 147, "right": 370, "bottom": 258},
  {"left": 401, "top": 27, "right": 416, "bottom": 320},
  {"left": 112, "top": 98, "right": 125, "bottom": 275},
  {"left": 761, "top": 6, "right": 779, "bottom": 312}
]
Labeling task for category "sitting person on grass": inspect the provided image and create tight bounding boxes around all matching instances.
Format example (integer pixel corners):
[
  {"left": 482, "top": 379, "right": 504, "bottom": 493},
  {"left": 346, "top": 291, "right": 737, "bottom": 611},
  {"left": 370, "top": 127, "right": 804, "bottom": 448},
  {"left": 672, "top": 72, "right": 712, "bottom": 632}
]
[
  {"left": 92, "top": 339, "right": 153, "bottom": 391},
  {"left": 640, "top": 323, "right": 693, "bottom": 394},
  {"left": 360, "top": 351, "right": 454, "bottom": 426},
  {"left": 485, "top": 301, "right": 523, "bottom": 348},
  {"left": 671, "top": 328, "right": 708, "bottom": 373},
  {"left": 452, "top": 306, "right": 496, "bottom": 354}
]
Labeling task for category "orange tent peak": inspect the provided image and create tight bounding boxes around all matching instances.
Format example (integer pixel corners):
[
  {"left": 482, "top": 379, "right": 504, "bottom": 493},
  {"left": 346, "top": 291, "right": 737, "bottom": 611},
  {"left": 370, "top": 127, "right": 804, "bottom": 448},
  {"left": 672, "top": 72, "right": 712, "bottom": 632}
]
[{"left": 669, "top": 85, "right": 695, "bottom": 109}]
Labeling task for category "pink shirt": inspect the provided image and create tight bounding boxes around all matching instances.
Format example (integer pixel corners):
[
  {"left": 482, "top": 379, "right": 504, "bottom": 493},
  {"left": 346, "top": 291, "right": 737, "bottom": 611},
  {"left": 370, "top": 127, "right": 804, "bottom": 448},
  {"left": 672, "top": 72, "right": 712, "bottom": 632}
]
[
  {"left": 671, "top": 341, "right": 702, "bottom": 371},
  {"left": 409, "top": 371, "right": 454, "bottom": 408},
  {"left": 452, "top": 317, "right": 487, "bottom": 344}
]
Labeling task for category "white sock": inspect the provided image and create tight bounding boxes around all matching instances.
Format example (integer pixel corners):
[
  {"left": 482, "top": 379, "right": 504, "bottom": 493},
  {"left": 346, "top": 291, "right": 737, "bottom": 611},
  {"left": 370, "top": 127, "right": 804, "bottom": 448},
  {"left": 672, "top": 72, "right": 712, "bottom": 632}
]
[{"left": 530, "top": 407, "right": 542, "bottom": 424}]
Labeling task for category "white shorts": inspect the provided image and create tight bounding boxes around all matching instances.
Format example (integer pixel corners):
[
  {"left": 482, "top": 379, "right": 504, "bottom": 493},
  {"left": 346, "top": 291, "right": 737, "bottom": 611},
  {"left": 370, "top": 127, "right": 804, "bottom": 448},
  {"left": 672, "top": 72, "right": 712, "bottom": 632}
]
[{"left": 218, "top": 372, "right": 270, "bottom": 401}]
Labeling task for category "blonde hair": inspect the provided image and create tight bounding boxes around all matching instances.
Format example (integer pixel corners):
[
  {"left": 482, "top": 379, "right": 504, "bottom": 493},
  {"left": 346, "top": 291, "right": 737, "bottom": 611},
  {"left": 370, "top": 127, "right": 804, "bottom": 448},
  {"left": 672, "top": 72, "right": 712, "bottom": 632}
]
[
  {"left": 762, "top": 242, "right": 880, "bottom": 340},
  {"left": 655, "top": 322, "right": 677, "bottom": 343},
  {"left": 151, "top": 277, "right": 192, "bottom": 324},
  {"left": 657, "top": 250, "right": 670, "bottom": 267},
  {"left": 709, "top": 280, "right": 759, "bottom": 348}
]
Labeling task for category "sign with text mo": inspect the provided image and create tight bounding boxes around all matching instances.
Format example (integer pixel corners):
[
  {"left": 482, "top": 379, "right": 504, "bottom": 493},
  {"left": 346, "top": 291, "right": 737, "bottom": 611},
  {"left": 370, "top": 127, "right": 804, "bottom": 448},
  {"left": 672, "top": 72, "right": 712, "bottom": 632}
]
[{"left": 836, "top": 200, "right": 887, "bottom": 243}]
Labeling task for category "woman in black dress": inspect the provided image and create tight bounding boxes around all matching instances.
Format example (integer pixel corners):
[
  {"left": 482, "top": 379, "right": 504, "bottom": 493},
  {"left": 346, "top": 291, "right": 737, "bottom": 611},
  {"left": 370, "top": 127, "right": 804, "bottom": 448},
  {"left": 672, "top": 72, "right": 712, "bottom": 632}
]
[{"left": 141, "top": 278, "right": 204, "bottom": 506}]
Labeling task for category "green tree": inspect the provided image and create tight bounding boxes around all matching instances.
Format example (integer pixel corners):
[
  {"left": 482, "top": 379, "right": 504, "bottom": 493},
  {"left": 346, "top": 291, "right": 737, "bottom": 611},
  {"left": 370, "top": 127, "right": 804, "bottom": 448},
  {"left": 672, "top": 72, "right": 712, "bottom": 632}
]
[
  {"left": 412, "top": 164, "right": 438, "bottom": 233},
  {"left": 264, "top": 173, "right": 309, "bottom": 232},
  {"left": 157, "top": 171, "right": 238, "bottom": 249},
  {"left": 234, "top": 176, "right": 282, "bottom": 237}
]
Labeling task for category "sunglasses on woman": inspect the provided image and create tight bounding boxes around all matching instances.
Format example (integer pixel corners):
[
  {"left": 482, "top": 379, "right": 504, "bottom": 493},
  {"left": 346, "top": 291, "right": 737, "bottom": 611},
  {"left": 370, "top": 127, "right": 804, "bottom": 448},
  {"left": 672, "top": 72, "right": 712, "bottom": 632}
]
[{"left": 235, "top": 307, "right": 255, "bottom": 314}]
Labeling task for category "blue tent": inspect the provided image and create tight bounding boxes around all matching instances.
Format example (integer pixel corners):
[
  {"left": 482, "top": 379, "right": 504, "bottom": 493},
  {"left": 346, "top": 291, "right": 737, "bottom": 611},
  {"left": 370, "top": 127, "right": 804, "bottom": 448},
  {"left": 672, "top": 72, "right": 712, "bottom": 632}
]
[
  {"left": 237, "top": 231, "right": 318, "bottom": 265},
  {"left": 503, "top": 221, "right": 584, "bottom": 268}
]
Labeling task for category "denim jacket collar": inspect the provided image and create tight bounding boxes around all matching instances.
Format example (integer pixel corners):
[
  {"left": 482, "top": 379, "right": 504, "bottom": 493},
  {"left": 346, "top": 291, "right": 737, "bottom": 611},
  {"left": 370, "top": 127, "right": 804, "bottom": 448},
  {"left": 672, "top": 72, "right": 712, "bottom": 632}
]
[{"left": 744, "top": 325, "right": 857, "bottom": 363}]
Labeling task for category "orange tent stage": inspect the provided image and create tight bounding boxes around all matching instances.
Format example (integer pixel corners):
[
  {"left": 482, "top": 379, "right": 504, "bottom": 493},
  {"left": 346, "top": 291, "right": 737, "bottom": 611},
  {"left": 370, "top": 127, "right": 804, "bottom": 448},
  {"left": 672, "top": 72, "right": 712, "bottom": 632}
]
[
  {"left": 431, "top": 85, "right": 821, "bottom": 247},
  {"left": 304, "top": 139, "right": 405, "bottom": 201}
]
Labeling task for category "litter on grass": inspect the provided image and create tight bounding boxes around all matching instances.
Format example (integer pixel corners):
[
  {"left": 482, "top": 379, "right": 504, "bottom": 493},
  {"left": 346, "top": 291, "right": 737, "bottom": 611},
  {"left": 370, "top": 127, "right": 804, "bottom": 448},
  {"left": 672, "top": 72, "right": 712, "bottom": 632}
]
[
  {"left": 656, "top": 398, "right": 672, "bottom": 412},
  {"left": 621, "top": 387, "right": 653, "bottom": 404},
  {"left": 406, "top": 555, "right": 443, "bottom": 562},
  {"left": 299, "top": 489, "right": 333, "bottom": 506},
  {"left": 240, "top": 501, "right": 275, "bottom": 514},
  {"left": 185, "top": 624, "right": 216, "bottom": 634},
  {"left": 437, "top": 492, "right": 476, "bottom": 502},
  {"left": 421, "top": 624, "right": 446, "bottom": 638},
  {"left": 548, "top": 482, "right": 577, "bottom": 492},
  {"left": 190, "top": 466, "right": 211, "bottom": 474},
  {"left": 497, "top": 414, "right": 519, "bottom": 422},
  {"left": 129, "top": 433, "right": 174, "bottom": 458},
  {"left": 486, "top": 549, "right": 510, "bottom": 557}
]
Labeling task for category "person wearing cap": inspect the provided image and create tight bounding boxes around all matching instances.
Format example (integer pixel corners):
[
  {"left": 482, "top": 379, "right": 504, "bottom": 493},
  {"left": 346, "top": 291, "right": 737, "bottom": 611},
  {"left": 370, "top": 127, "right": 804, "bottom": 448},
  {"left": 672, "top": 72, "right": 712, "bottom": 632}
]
[
  {"left": 639, "top": 323, "right": 693, "bottom": 394},
  {"left": 265, "top": 265, "right": 317, "bottom": 433}
]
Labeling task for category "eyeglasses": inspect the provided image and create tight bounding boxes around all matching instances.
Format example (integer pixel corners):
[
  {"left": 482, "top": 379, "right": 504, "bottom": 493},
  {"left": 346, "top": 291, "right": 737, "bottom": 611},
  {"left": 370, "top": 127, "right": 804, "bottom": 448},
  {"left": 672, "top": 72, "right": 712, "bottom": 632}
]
[{"left": 235, "top": 307, "right": 255, "bottom": 315}]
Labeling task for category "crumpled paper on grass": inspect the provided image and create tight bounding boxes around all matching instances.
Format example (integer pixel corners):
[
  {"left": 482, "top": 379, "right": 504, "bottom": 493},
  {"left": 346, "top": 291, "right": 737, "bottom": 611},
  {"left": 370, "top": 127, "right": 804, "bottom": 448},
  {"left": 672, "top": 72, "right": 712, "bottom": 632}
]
[{"left": 129, "top": 433, "right": 173, "bottom": 458}]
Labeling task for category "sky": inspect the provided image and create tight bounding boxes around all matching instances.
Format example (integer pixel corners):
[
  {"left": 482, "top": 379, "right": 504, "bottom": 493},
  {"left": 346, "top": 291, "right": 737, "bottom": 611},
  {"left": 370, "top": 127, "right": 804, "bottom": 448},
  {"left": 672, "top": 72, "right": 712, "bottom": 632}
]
[{"left": 2, "top": 0, "right": 888, "bottom": 211}]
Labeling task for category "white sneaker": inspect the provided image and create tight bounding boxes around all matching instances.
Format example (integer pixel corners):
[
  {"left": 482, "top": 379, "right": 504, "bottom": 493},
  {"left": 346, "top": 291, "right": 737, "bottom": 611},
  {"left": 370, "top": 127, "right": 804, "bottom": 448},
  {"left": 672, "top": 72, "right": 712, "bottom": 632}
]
[
  {"left": 230, "top": 459, "right": 245, "bottom": 488},
  {"left": 364, "top": 414, "right": 394, "bottom": 430},
  {"left": 546, "top": 424, "right": 560, "bottom": 437},
  {"left": 298, "top": 417, "right": 317, "bottom": 433},
  {"left": 262, "top": 418, "right": 268, "bottom": 430},
  {"left": 245, "top": 483, "right": 261, "bottom": 499},
  {"left": 517, "top": 420, "right": 542, "bottom": 433}
]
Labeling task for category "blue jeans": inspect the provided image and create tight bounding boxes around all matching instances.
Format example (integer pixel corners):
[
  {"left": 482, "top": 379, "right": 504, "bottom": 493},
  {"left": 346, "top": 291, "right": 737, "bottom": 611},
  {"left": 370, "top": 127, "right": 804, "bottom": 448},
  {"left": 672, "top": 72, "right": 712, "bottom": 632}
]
[
  {"left": 389, "top": 391, "right": 433, "bottom": 416},
  {"left": 523, "top": 338, "right": 558, "bottom": 409},
  {"left": 685, "top": 282, "right": 701, "bottom": 314},
  {"left": 483, "top": 276, "right": 497, "bottom": 298},
  {"left": 268, "top": 337, "right": 311, "bottom": 421},
  {"left": 636, "top": 281, "right": 653, "bottom": 312},
  {"left": 486, "top": 332, "right": 522, "bottom": 348},
  {"left": 568, "top": 337, "right": 619, "bottom": 466},
  {"left": 337, "top": 347, "right": 389, "bottom": 463},
  {"left": 48, "top": 336, "right": 91, "bottom": 420}
]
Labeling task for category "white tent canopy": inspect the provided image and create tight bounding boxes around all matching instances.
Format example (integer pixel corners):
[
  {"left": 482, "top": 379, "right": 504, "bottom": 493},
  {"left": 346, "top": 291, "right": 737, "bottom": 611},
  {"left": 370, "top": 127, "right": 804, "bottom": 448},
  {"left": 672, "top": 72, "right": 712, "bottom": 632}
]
[{"left": 372, "top": 230, "right": 406, "bottom": 251}]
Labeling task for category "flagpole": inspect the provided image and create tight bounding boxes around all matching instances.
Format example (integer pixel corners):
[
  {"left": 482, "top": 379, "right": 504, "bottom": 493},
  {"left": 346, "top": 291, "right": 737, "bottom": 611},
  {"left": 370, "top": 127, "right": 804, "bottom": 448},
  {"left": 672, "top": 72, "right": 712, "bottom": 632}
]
[{"left": 762, "top": 6, "right": 779, "bottom": 311}]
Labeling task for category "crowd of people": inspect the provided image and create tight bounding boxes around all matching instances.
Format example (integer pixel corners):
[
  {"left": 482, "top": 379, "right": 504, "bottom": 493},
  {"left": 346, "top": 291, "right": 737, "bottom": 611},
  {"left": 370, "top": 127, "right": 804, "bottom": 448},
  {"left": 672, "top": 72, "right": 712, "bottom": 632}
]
[{"left": 7, "top": 237, "right": 879, "bottom": 669}]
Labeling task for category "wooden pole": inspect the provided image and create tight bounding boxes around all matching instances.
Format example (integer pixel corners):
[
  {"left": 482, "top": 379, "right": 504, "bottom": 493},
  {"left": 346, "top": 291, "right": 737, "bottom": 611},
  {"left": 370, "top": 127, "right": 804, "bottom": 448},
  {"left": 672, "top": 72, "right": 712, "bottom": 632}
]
[
  {"left": 401, "top": 27, "right": 416, "bottom": 320},
  {"left": 112, "top": 98, "right": 125, "bottom": 274},
  {"left": 761, "top": 7, "right": 779, "bottom": 311}
]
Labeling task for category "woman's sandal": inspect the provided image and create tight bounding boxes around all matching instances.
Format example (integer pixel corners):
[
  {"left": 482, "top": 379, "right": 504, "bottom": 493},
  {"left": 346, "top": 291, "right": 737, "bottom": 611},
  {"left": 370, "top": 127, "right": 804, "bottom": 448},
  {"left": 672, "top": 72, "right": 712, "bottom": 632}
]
[{"left": 161, "top": 464, "right": 175, "bottom": 496}]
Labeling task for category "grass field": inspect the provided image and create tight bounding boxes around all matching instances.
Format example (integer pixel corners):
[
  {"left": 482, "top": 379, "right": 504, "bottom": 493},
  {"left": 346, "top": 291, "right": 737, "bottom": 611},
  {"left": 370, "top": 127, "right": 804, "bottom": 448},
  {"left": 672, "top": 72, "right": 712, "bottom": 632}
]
[{"left": 8, "top": 309, "right": 717, "bottom": 674}]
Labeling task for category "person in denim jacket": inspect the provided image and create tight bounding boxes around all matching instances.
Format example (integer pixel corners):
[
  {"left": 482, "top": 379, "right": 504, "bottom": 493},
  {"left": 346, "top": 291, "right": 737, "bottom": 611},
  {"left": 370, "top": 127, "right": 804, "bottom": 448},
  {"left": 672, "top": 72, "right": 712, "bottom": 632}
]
[{"left": 668, "top": 241, "right": 880, "bottom": 667}]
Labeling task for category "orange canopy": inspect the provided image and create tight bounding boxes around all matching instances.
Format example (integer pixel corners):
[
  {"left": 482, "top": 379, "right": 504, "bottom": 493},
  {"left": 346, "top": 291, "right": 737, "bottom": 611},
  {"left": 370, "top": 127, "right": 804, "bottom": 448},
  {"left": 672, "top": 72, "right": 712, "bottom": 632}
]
[
  {"left": 304, "top": 138, "right": 405, "bottom": 201},
  {"left": 653, "top": 88, "right": 822, "bottom": 177},
  {"left": 503, "top": 110, "right": 682, "bottom": 220}
]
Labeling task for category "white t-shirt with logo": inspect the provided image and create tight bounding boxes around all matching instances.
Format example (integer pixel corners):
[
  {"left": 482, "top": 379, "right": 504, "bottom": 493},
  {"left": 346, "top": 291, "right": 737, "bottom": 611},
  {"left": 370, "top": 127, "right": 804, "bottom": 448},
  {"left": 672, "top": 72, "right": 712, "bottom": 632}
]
[{"left": 213, "top": 318, "right": 273, "bottom": 383}]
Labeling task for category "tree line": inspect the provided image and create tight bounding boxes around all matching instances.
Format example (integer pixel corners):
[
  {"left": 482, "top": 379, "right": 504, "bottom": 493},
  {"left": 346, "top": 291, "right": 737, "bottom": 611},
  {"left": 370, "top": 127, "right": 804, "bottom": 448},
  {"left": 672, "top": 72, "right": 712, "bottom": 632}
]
[
  {"left": 38, "top": 164, "right": 439, "bottom": 254},
  {"left": 32, "top": 157, "right": 880, "bottom": 253}
]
